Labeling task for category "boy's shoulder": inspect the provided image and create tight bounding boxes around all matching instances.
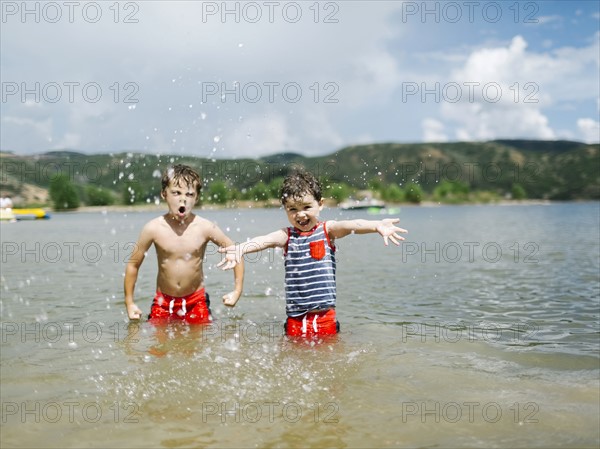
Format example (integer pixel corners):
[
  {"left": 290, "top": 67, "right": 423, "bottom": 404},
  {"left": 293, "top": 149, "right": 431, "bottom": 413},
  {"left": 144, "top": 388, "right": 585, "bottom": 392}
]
[
  {"left": 191, "top": 214, "right": 217, "bottom": 227},
  {"left": 139, "top": 215, "right": 167, "bottom": 234},
  {"left": 146, "top": 214, "right": 168, "bottom": 227}
]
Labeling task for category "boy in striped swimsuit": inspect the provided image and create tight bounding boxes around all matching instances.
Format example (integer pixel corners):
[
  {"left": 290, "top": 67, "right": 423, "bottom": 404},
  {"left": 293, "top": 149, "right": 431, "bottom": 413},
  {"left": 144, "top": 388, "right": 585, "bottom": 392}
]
[{"left": 218, "top": 170, "right": 407, "bottom": 337}]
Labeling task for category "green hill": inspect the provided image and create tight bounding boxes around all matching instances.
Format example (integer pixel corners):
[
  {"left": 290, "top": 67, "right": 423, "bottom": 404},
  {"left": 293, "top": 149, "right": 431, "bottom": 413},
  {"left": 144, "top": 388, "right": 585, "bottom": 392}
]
[{"left": 1, "top": 140, "right": 598, "bottom": 207}]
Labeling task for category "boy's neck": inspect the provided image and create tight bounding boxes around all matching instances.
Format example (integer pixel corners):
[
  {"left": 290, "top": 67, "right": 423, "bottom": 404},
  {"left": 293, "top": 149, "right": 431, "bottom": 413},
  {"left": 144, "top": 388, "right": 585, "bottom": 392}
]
[{"left": 165, "top": 212, "right": 195, "bottom": 228}]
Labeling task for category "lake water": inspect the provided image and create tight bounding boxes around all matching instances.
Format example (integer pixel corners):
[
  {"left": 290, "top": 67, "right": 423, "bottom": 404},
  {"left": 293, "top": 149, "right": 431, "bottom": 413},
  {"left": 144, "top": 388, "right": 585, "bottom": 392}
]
[{"left": 1, "top": 202, "right": 599, "bottom": 448}]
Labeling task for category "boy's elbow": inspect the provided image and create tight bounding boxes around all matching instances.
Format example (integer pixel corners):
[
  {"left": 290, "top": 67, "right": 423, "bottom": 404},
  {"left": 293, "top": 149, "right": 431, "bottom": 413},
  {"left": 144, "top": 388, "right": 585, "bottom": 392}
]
[{"left": 125, "top": 263, "right": 140, "bottom": 276}]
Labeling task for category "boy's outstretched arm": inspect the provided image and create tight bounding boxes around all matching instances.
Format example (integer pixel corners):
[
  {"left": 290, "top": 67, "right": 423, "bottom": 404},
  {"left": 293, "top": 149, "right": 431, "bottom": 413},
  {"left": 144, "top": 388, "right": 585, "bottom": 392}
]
[
  {"left": 327, "top": 218, "right": 407, "bottom": 245},
  {"left": 225, "top": 261, "right": 244, "bottom": 307},
  {"left": 209, "top": 224, "right": 245, "bottom": 307},
  {"left": 218, "top": 229, "right": 288, "bottom": 271}
]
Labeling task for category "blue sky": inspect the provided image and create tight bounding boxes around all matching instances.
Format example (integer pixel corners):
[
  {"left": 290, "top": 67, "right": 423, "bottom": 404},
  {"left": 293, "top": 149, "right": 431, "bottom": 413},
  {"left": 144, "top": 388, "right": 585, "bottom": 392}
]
[{"left": 1, "top": 1, "right": 598, "bottom": 158}]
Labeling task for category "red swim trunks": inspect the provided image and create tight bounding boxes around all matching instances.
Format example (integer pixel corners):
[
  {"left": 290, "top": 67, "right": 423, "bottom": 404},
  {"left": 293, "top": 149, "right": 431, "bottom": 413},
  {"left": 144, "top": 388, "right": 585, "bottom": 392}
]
[
  {"left": 285, "top": 309, "right": 339, "bottom": 337},
  {"left": 148, "top": 289, "right": 212, "bottom": 324}
]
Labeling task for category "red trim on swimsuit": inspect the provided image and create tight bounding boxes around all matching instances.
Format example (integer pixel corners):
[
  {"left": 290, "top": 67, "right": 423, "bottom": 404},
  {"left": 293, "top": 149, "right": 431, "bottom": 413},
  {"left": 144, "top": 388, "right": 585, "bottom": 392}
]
[
  {"left": 148, "top": 288, "right": 211, "bottom": 324},
  {"left": 285, "top": 309, "right": 338, "bottom": 336},
  {"left": 322, "top": 221, "right": 336, "bottom": 253}
]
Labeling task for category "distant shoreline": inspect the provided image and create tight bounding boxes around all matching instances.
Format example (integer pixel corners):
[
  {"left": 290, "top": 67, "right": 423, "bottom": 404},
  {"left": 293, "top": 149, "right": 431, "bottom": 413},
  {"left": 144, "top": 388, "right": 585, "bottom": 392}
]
[{"left": 46, "top": 198, "right": 590, "bottom": 214}]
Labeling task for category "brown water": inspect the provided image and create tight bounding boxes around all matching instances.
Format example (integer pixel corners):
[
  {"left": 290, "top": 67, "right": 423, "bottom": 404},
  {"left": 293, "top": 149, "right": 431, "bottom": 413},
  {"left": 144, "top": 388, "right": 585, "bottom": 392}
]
[{"left": 1, "top": 203, "right": 599, "bottom": 448}]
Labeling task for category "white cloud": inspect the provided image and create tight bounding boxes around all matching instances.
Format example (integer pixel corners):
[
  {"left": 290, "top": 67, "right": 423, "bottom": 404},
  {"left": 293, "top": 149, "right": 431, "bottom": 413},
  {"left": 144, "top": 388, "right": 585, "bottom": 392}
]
[
  {"left": 577, "top": 118, "right": 600, "bottom": 143},
  {"left": 2, "top": 115, "right": 53, "bottom": 148},
  {"left": 226, "top": 113, "right": 292, "bottom": 156},
  {"left": 536, "top": 15, "right": 563, "bottom": 26},
  {"left": 422, "top": 118, "right": 448, "bottom": 142},
  {"left": 53, "top": 133, "right": 82, "bottom": 149},
  {"left": 432, "top": 35, "right": 597, "bottom": 141},
  {"left": 446, "top": 102, "right": 555, "bottom": 141},
  {"left": 297, "top": 109, "right": 345, "bottom": 154}
]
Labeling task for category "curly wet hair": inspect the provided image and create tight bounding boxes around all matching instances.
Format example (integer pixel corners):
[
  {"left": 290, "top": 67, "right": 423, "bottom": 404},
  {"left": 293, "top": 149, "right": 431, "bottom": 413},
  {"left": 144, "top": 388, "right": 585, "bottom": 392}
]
[
  {"left": 161, "top": 164, "right": 202, "bottom": 195},
  {"left": 279, "top": 169, "right": 322, "bottom": 205}
]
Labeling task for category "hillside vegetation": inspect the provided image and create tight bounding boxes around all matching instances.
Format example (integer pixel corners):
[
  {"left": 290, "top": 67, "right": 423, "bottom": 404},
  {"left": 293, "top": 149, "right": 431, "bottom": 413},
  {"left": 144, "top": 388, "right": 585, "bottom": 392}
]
[{"left": 1, "top": 140, "right": 598, "bottom": 209}]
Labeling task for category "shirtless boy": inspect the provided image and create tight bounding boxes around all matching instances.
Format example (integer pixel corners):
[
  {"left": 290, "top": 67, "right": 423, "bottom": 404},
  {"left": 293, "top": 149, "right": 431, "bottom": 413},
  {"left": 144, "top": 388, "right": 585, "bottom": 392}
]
[{"left": 124, "top": 164, "right": 243, "bottom": 323}]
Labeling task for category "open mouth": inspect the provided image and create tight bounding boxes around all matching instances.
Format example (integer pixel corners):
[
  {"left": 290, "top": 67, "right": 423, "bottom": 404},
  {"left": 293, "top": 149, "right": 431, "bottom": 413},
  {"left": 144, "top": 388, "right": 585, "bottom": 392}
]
[
  {"left": 297, "top": 218, "right": 309, "bottom": 227},
  {"left": 178, "top": 206, "right": 186, "bottom": 215}
]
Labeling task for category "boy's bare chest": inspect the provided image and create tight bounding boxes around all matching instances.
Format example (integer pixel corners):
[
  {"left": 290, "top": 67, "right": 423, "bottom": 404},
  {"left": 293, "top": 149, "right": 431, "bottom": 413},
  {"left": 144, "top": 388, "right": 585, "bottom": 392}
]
[{"left": 154, "top": 227, "right": 209, "bottom": 257}]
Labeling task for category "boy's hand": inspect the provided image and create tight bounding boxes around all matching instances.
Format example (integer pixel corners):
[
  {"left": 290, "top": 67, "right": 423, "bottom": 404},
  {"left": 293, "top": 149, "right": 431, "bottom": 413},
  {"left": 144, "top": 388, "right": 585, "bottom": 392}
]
[
  {"left": 217, "top": 245, "right": 242, "bottom": 270},
  {"left": 222, "top": 290, "right": 242, "bottom": 307},
  {"left": 376, "top": 218, "right": 408, "bottom": 246},
  {"left": 127, "top": 303, "right": 143, "bottom": 320}
]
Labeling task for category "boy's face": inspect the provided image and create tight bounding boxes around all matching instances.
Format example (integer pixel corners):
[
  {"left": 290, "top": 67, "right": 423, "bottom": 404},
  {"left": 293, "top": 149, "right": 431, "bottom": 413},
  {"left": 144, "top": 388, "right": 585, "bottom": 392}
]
[
  {"left": 284, "top": 192, "right": 323, "bottom": 232},
  {"left": 161, "top": 179, "right": 199, "bottom": 221}
]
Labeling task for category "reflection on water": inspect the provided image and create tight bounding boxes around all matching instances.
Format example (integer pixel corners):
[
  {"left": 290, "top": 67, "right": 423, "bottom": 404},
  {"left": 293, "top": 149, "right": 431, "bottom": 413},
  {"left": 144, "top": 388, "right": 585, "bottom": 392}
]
[{"left": 1, "top": 203, "right": 598, "bottom": 448}]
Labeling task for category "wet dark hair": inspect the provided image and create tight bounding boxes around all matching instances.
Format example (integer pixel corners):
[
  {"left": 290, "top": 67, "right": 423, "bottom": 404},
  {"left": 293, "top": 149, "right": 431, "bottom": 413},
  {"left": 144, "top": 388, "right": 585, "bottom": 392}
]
[
  {"left": 161, "top": 164, "right": 202, "bottom": 195},
  {"left": 280, "top": 169, "right": 322, "bottom": 205}
]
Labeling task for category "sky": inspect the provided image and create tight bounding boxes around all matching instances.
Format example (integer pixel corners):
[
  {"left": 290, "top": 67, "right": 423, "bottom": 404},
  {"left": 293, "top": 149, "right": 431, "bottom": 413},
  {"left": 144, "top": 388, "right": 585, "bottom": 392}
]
[{"left": 1, "top": 0, "right": 599, "bottom": 158}]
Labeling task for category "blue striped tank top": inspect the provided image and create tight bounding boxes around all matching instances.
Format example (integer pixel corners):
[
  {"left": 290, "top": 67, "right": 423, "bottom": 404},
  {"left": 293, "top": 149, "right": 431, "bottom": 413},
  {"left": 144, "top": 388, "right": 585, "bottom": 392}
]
[{"left": 284, "top": 222, "right": 336, "bottom": 317}]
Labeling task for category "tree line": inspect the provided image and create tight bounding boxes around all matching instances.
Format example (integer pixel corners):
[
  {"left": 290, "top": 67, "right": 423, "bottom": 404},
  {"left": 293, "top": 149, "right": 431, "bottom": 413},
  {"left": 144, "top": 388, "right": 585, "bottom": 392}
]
[{"left": 47, "top": 173, "right": 529, "bottom": 210}]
